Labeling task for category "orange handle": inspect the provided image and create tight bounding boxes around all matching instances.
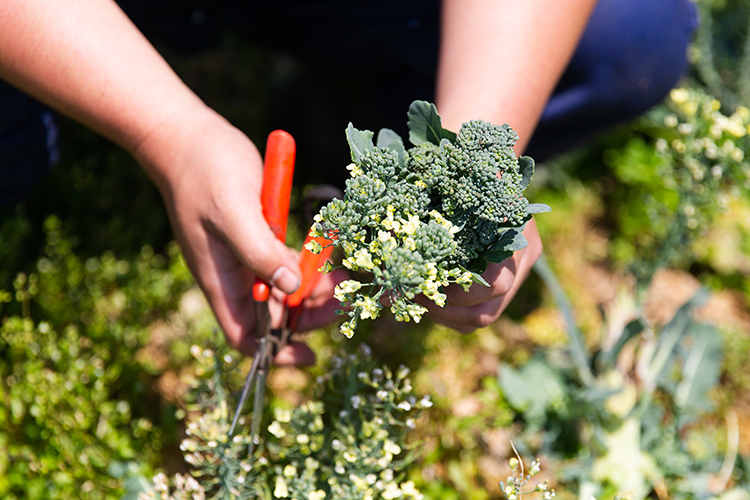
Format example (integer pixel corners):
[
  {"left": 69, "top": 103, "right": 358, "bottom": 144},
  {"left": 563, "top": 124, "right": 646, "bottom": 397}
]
[
  {"left": 261, "top": 130, "right": 296, "bottom": 241},
  {"left": 253, "top": 130, "right": 296, "bottom": 302},
  {"left": 286, "top": 232, "right": 335, "bottom": 330}
]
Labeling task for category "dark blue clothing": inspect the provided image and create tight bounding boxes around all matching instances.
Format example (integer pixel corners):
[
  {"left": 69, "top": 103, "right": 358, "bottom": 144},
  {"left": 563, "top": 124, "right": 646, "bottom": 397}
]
[{"left": 0, "top": 0, "right": 698, "bottom": 206}]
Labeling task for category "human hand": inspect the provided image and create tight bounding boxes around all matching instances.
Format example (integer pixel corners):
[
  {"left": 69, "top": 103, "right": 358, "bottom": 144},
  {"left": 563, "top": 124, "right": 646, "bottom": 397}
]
[
  {"left": 134, "top": 105, "right": 342, "bottom": 364},
  {"left": 421, "top": 219, "right": 542, "bottom": 333}
]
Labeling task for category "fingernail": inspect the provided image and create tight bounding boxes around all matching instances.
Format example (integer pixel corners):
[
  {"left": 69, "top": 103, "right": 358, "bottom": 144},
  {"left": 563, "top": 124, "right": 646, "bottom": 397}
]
[{"left": 271, "top": 266, "right": 300, "bottom": 294}]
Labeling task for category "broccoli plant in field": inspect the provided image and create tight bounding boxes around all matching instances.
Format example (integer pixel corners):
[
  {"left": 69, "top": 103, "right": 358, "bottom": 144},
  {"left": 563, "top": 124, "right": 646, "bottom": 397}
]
[{"left": 307, "top": 101, "right": 549, "bottom": 337}]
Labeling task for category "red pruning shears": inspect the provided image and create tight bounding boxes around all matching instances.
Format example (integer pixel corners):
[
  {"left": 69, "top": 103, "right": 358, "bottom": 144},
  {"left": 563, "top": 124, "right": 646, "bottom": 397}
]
[{"left": 228, "top": 130, "right": 334, "bottom": 453}]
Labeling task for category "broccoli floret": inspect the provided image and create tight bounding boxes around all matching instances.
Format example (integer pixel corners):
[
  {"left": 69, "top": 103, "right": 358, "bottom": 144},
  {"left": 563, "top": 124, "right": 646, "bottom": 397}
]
[{"left": 308, "top": 101, "right": 548, "bottom": 337}]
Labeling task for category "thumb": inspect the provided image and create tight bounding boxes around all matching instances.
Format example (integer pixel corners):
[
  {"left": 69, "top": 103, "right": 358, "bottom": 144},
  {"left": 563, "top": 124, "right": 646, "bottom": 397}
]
[{"left": 223, "top": 206, "right": 301, "bottom": 295}]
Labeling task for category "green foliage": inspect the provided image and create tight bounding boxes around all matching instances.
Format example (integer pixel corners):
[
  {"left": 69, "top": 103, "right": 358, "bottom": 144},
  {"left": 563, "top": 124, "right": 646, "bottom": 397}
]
[
  {"left": 143, "top": 344, "right": 428, "bottom": 500},
  {"left": 606, "top": 87, "right": 750, "bottom": 284},
  {"left": 500, "top": 254, "right": 742, "bottom": 499},
  {"left": 0, "top": 216, "right": 196, "bottom": 499},
  {"left": 309, "top": 101, "right": 548, "bottom": 337}
]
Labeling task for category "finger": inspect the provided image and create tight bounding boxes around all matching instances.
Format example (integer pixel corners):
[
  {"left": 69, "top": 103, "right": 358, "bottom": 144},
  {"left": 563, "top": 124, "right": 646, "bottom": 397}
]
[
  {"left": 292, "top": 268, "right": 347, "bottom": 332},
  {"left": 444, "top": 257, "right": 518, "bottom": 308},
  {"left": 219, "top": 199, "right": 302, "bottom": 295},
  {"left": 424, "top": 295, "right": 506, "bottom": 330},
  {"left": 234, "top": 335, "right": 316, "bottom": 366},
  {"left": 274, "top": 342, "right": 316, "bottom": 366}
]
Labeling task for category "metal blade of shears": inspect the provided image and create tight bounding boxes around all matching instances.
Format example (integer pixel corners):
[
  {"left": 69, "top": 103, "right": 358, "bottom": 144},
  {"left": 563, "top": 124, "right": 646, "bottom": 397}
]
[{"left": 248, "top": 336, "right": 271, "bottom": 456}]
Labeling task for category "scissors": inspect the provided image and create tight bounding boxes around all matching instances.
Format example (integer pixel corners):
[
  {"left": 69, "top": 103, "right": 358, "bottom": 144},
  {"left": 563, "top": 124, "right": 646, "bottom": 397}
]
[{"left": 228, "top": 130, "right": 334, "bottom": 456}]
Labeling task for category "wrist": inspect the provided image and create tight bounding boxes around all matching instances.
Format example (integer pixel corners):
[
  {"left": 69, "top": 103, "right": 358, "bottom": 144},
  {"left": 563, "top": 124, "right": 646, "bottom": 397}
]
[{"left": 129, "top": 100, "right": 219, "bottom": 194}]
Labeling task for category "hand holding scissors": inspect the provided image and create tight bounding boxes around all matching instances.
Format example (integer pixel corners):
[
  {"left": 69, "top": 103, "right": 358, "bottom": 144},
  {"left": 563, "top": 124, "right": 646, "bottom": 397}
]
[{"left": 228, "top": 130, "right": 334, "bottom": 453}]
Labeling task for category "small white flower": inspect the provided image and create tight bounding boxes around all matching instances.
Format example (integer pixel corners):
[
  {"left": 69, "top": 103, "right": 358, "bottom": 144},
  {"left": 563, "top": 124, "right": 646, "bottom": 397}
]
[
  {"left": 340, "top": 320, "right": 357, "bottom": 339},
  {"left": 397, "top": 401, "right": 411, "bottom": 411},
  {"left": 377, "top": 390, "right": 388, "bottom": 401},
  {"left": 334, "top": 280, "right": 363, "bottom": 301},
  {"left": 308, "top": 490, "right": 327, "bottom": 500},
  {"left": 354, "top": 295, "right": 381, "bottom": 320},
  {"left": 383, "top": 440, "right": 401, "bottom": 455},
  {"left": 401, "top": 481, "right": 421, "bottom": 498},
  {"left": 347, "top": 163, "right": 364, "bottom": 177},
  {"left": 274, "top": 408, "right": 292, "bottom": 423},
  {"left": 268, "top": 421, "right": 286, "bottom": 438},
  {"left": 274, "top": 477, "right": 289, "bottom": 498},
  {"left": 381, "top": 482, "right": 402, "bottom": 500},
  {"left": 354, "top": 249, "right": 375, "bottom": 270}
]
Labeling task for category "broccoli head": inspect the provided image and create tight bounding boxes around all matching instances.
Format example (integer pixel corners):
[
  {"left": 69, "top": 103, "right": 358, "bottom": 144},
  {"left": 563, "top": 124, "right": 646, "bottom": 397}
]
[{"left": 307, "top": 101, "right": 549, "bottom": 337}]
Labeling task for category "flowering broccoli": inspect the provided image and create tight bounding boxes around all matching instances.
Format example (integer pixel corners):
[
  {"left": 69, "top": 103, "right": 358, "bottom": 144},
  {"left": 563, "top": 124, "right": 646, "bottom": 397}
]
[{"left": 307, "top": 101, "right": 549, "bottom": 337}]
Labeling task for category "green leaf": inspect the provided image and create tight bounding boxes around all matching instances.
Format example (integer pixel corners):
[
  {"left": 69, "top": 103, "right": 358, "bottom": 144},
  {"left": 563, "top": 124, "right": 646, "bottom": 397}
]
[
  {"left": 346, "top": 123, "right": 374, "bottom": 163},
  {"left": 645, "top": 288, "right": 710, "bottom": 389},
  {"left": 469, "top": 270, "right": 490, "bottom": 287},
  {"left": 499, "top": 359, "right": 567, "bottom": 424},
  {"left": 467, "top": 257, "right": 489, "bottom": 275},
  {"left": 487, "top": 228, "right": 528, "bottom": 255},
  {"left": 407, "top": 100, "right": 457, "bottom": 146},
  {"left": 598, "top": 318, "right": 645, "bottom": 371},
  {"left": 533, "top": 255, "right": 595, "bottom": 386},
  {"left": 518, "top": 155, "right": 535, "bottom": 190},
  {"left": 376, "top": 128, "right": 406, "bottom": 169},
  {"left": 527, "top": 203, "right": 551, "bottom": 214},
  {"left": 674, "top": 322, "right": 722, "bottom": 415},
  {"left": 484, "top": 230, "right": 528, "bottom": 263}
]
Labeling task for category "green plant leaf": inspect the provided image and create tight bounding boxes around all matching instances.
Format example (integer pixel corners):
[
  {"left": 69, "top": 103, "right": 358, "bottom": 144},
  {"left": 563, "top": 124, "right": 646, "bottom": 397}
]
[
  {"left": 469, "top": 270, "right": 490, "bottom": 287},
  {"left": 518, "top": 155, "right": 535, "bottom": 190},
  {"left": 346, "top": 123, "right": 374, "bottom": 163},
  {"left": 484, "top": 228, "right": 528, "bottom": 263},
  {"left": 527, "top": 203, "right": 552, "bottom": 214},
  {"left": 645, "top": 288, "right": 710, "bottom": 389},
  {"left": 598, "top": 319, "right": 645, "bottom": 371},
  {"left": 499, "top": 359, "right": 567, "bottom": 425},
  {"left": 467, "top": 257, "right": 489, "bottom": 275},
  {"left": 407, "top": 100, "right": 456, "bottom": 146},
  {"left": 674, "top": 322, "right": 722, "bottom": 415},
  {"left": 533, "top": 255, "right": 595, "bottom": 386},
  {"left": 376, "top": 128, "right": 406, "bottom": 169}
]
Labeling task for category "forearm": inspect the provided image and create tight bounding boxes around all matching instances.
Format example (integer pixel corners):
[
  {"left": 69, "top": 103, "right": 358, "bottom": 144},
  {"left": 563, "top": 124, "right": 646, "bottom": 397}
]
[
  {"left": 436, "top": 0, "right": 598, "bottom": 153},
  {"left": 0, "top": 0, "right": 207, "bottom": 188}
]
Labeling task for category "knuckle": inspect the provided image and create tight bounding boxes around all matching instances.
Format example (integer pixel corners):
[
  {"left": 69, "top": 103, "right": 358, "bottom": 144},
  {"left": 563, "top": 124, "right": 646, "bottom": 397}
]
[{"left": 472, "top": 313, "right": 497, "bottom": 329}]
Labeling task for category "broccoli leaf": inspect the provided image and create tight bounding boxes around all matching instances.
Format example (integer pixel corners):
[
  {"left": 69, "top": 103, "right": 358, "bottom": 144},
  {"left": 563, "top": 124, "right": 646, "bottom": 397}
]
[
  {"left": 407, "top": 100, "right": 457, "bottom": 146},
  {"left": 469, "top": 270, "right": 490, "bottom": 287},
  {"left": 527, "top": 203, "right": 552, "bottom": 214},
  {"left": 484, "top": 228, "right": 529, "bottom": 263},
  {"left": 376, "top": 128, "right": 406, "bottom": 169},
  {"left": 467, "top": 257, "right": 489, "bottom": 275},
  {"left": 346, "top": 123, "right": 374, "bottom": 163},
  {"left": 518, "top": 155, "right": 535, "bottom": 190}
]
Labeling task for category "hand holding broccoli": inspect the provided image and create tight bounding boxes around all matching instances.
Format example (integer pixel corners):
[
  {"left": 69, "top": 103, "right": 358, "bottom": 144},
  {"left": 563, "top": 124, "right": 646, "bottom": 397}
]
[{"left": 308, "top": 101, "right": 549, "bottom": 337}]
